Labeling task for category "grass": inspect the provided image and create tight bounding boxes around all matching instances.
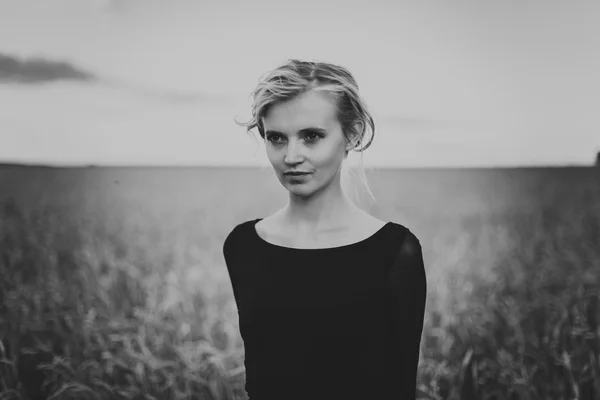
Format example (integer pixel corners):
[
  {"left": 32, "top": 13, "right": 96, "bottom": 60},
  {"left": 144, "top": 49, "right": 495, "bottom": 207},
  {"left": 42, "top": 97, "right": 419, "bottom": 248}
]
[{"left": 0, "top": 165, "right": 599, "bottom": 400}]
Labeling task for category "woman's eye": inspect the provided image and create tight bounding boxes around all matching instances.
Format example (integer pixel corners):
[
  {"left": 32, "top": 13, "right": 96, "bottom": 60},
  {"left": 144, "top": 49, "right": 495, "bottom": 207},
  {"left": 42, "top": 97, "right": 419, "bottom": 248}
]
[
  {"left": 265, "top": 134, "right": 282, "bottom": 143},
  {"left": 267, "top": 133, "right": 321, "bottom": 143}
]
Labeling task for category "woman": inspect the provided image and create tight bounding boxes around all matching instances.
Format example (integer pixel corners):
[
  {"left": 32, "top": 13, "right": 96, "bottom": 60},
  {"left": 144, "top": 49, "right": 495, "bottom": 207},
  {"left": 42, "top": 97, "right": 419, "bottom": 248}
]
[{"left": 223, "top": 59, "right": 427, "bottom": 400}]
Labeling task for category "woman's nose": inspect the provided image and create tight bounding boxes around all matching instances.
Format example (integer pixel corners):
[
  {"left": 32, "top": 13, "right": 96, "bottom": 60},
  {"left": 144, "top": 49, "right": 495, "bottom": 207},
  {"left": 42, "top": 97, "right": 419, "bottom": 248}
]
[{"left": 284, "top": 141, "right": 303, "bottom": 163}]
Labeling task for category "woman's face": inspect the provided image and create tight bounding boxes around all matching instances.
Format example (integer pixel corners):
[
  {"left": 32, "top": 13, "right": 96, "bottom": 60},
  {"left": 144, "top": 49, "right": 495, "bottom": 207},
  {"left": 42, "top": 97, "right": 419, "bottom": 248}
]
[{"left": 262, "top": 90, "right": 349, "bottom": 197}]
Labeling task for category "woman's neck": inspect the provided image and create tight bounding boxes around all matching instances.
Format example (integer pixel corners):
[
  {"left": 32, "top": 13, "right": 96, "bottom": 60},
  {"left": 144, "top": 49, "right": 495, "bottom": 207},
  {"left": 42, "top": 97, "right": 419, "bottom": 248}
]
[{"left": 279, "top": 197, "right": 363, "bottom": 234}]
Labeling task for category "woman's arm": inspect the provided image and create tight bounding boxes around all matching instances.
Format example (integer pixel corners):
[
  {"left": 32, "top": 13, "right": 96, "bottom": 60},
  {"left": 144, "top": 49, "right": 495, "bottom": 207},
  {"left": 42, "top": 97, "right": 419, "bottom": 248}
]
[
  {"left": 223, "top": 226, "right": 242, "bottom": 308},
  {"left": 385, "top": 228, "right": 428, "bottom": 399}
]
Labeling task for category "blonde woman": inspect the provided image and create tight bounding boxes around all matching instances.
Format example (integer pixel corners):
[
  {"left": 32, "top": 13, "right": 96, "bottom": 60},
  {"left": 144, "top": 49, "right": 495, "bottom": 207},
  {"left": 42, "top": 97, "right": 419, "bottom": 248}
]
[{"left": 223, "top": 59, "right": 427, "bottom": 400}]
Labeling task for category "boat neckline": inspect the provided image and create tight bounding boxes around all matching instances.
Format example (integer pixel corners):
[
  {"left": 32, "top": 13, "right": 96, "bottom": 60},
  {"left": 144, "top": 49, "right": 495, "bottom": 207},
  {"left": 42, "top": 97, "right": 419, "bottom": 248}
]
[{"left": 251, "top": 217, "right": 392, "bottom": 251}]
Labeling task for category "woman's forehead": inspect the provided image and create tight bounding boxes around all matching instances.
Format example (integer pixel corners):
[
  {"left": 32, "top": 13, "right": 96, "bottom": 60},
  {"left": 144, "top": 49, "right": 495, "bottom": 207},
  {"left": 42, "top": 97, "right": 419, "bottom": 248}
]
[{"left": 263, "top": 91, "right": 339, "bottom": 131}]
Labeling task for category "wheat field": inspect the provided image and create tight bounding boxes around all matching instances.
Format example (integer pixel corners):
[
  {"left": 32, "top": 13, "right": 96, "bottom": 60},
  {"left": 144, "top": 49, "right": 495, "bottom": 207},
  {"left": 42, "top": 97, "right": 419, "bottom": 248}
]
[{"left": 0, "top": 165, "right": 599, "bottom": 400}]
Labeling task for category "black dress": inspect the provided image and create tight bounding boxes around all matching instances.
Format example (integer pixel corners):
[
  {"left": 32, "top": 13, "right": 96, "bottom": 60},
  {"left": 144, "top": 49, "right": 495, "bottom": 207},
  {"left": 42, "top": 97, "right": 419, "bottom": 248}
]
[{"left": 223, "top": 218, "right": 427, "bottom": 400}]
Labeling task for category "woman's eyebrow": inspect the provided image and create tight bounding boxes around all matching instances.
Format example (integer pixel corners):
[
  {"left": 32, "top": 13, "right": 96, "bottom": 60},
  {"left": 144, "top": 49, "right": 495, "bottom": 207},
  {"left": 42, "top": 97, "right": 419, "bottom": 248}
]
[{"left": 265, "top": 127, "right": 328, "bottom": 136}]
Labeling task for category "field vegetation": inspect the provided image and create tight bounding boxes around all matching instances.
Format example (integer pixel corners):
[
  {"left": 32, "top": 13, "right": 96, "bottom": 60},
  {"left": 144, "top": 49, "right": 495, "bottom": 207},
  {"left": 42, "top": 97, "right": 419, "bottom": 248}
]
[{"left": 0, "top": 166, "right": 599, "bottom": 400}]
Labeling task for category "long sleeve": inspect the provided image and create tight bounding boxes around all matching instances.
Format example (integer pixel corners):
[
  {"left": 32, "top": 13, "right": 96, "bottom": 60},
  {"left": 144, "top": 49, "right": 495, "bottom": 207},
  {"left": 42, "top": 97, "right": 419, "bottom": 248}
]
[
  {"left": 384, "top": 228, "right": 427, "bottom": 399},
  {"left": 222, "top": 226, "right": 242, "bottom": 308}
]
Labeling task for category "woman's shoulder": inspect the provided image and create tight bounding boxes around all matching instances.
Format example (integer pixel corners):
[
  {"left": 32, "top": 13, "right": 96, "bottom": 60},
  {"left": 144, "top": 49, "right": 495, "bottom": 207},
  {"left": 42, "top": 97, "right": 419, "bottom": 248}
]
[
  {"left": 322, "top": 212, "right": 418, "bottom": 254},
  {"left": 385, "top": 222, "right": 425, "bottom": 287},
  {"left": 226, "top": 218, "right": 258, "bottom": 233},
  {"left": 223, "top": 218, "right": 259, "bottom": 250},
  {"left": 381, "top": 220, "right": 422, "bottom": 256}
]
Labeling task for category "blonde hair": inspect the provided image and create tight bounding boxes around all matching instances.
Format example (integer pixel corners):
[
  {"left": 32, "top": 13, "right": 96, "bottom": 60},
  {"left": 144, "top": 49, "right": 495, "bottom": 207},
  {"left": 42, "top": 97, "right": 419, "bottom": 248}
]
[{"left": 235, "top": 59, "right": 378, "bottom": 208}]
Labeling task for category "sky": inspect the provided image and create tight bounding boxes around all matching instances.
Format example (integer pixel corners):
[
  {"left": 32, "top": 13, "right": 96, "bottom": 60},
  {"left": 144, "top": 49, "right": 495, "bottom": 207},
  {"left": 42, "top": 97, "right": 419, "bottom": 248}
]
[{"left": 1, "top": 0, "right": 599, "bottom": 168}]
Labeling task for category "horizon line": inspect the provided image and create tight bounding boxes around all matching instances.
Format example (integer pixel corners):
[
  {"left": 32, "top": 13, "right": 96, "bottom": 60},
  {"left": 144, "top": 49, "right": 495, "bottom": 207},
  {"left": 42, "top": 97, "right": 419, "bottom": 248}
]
[{"left": 0, "top": 161, "right": 597, "bottom": 170}]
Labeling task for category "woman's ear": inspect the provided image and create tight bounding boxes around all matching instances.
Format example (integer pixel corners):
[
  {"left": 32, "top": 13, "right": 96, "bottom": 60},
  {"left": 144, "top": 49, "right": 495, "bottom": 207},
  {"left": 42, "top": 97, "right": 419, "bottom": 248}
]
[
  {"left": 346, "top": 128, "right": 363, "bottom": 151},
  {"left": 345, "top": 138, "right": 357, "bottom": 152},
  {"left": 353, "top": 121, "right": 365, "bottom": 136}
]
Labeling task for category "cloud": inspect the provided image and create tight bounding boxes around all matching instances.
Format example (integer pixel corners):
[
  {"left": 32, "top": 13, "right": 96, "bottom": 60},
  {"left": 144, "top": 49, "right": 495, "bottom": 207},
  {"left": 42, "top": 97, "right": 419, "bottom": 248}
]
[
  {"left": 0, "top": 52, "right": 96, "bottom": 84},
  {"left": 0, "top": 52, "right": 232, "bottom": 105}
]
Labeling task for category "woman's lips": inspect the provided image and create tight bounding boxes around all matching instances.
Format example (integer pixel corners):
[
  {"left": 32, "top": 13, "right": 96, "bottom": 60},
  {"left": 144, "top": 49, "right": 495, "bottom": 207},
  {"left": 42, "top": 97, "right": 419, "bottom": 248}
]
[{"left": 285, "top": 172, "right": 311, "bottom": 181}]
